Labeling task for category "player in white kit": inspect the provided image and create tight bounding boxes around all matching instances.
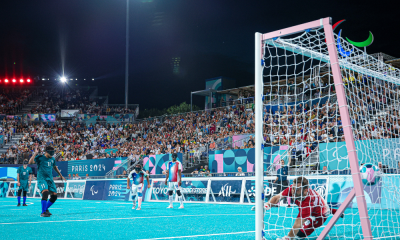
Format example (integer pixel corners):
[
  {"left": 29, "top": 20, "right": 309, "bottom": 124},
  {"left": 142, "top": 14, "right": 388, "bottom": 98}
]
[
  {"left": 164, "top": 153, "right": 184, "bottom": 209},
  {"left": 127, "top": 164, "right": 150, "bottom": 210}
]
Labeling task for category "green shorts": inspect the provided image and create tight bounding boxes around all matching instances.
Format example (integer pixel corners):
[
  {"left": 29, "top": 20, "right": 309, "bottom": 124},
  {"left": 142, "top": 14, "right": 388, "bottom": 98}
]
[
  {"left": 18, "top": 180, "right": 29, "bottom": 191},
  {"left": 38, "top": 179, "right": 57, "bottom": 193}
]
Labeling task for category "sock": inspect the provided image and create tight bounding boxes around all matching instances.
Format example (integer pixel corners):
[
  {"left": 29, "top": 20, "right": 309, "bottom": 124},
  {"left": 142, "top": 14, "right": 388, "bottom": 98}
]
[
  {"left": 23, "top": 196, "right": 26, "bottom": 205},
  {"left": 133, "top": 196, "right": 137, "bottom": 206},
  {"left": 138, "top": 197, "right": 142, "bottom": 208},
  {"left": 287, "top": 197, "right": 291, "bottom": 206},
  {"left": 179, "top": 196, "right": 183, "bottom": 206},
  {"left": 41, "top": 200, "right": 47, "bottom": 213},
  {"left": 17, "top": 196, "right": 21, "bottom": 205},
  {"left": 169, "top": 195, "right": 173, "bottom": 206},
  {"left": 46, "top": 200, "right": 54, "bottom": 211}
]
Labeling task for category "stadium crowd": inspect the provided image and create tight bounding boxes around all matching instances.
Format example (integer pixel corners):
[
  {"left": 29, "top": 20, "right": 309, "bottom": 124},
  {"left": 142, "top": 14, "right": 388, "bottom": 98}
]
[
  {"left": 0, "top": 76, "right": 399, "bottom": 174},
  {"left": 0, "top": 88, "right": 36, "bottom": 115},
  {"left": 30, "top": 88, "right": 136, "bottom": 115}
]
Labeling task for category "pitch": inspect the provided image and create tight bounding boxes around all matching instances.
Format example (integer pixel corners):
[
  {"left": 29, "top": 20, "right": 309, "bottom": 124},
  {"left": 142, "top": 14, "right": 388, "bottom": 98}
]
[{"left": 0, "top": 198, "right": 398, "bottom": 239}]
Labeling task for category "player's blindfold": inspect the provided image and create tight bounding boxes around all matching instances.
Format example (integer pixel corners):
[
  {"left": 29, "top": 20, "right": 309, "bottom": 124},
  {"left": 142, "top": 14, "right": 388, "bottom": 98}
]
[{"left": 46, "top": 150, "right": 55, "bottom": 156}]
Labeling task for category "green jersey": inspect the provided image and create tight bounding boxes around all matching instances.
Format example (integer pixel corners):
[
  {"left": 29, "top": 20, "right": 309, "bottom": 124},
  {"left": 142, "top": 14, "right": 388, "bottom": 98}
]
[
  {"left": 35, "top": 155, "right": 56, "bottom": 180},
  {"left": 17, "top": 166, "right": 32, "bottom": 181}
]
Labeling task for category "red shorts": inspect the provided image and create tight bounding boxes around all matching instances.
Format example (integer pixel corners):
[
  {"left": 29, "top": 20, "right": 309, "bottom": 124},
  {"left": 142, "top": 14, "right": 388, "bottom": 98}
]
[{"left": 300, "top": 216, "right": 327, "bottom": 236}]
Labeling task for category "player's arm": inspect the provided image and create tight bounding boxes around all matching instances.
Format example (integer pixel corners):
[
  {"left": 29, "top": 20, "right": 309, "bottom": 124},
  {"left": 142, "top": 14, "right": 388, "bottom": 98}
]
[
  {"left": 146, "top": 174, "right": 150, "bottom": 188},
  {"left": 164, "top": 170, "right": 169, "bottom": 185},
  {"left": 53, "top": 166, "right": 65, "bottom": 182},
  {"left": 17, "top": 173, "right": 20, "bottom": 187},
  {"left": 288, "top": 218, "right": 306, "bottom": 238},
  {"left": 127, "top": 174, "right": 131, "bottom": 189},
  {"left": 178, "top": 169, "right": 182, "bottom": 186},
  {"left": 29, "top": 170, "right": 32, "bottom": 186},
  {"left": 265, "top": 193, "right": 283, "bottom": 209},
  {"left": 28, "top": 145, "right": 39, "bottom": 164}
]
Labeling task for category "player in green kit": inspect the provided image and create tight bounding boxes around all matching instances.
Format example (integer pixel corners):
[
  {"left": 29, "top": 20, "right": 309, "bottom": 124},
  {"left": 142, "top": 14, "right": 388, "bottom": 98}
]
[
  {"left": 29, "top": 145, "right": 65, "bottom": 217},
  {"left": 17, "top": 160, "right": 32, "bottom": 206}
]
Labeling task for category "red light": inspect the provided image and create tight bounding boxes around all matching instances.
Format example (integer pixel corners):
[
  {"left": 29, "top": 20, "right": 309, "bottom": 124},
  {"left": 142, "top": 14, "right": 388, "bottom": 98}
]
[
  {"left": 27, "top": 79, "right": 31, "bottom": 83},
  {"left": 5, "top": 79, "right": 9, "bottom": 83},
  {"left": 20, "top": 79, "right": 24, "bottom": 83},
  {"left": 12, "top": 79, "right": 16, "bottom": 83}
]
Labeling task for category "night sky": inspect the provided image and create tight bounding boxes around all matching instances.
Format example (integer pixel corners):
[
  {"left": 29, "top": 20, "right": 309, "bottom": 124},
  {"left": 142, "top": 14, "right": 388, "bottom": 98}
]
[{"left": 1, "top": 0, "right": 399, "bottom": 109}]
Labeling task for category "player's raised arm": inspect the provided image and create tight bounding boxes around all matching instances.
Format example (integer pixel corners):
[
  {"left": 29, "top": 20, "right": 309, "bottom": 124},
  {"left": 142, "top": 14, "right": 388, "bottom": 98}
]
[{"left": 28, "top": 144, "right": 39, "bottom": 165}]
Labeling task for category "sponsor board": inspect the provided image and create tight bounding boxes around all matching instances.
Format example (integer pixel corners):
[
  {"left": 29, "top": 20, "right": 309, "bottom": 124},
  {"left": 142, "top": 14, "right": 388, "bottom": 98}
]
[
  {"left": 209, "top": 180, "right": 242, "bottom": 202},
  {"left": 83, "top": 181, "right": 106, "bottom": 200},
  {"left": 244, "top": 177, "right": 328, "bottom": 204},
  {"left": 65, "top": 181, "right": 86, "bottom": 199}
]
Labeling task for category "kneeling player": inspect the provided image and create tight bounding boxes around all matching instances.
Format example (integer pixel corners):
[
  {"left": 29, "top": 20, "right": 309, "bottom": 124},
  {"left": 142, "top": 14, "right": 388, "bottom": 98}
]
[
  {"left": 164, "top": 153, "right": 184, "bottom": 209},
  {"left": 17, "top": 160, "right": 32, "bottom": 206},
  {"left": 127, "top": 164, "right": 150, "bottom": 210},
  {"left": 265, "top": 177, "right": 341, "bottom": 240}
]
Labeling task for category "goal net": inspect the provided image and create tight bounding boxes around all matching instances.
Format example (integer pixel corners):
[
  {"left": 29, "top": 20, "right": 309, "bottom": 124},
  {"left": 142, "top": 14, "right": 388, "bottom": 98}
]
[{"left": 255, "top": 18, "right": 400, "bottom": 240}]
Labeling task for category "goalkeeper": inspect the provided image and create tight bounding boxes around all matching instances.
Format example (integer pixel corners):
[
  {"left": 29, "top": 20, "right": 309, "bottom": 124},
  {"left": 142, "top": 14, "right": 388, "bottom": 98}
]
[{"left": 265, "top": 177, "right": 341, "bottom": 240}]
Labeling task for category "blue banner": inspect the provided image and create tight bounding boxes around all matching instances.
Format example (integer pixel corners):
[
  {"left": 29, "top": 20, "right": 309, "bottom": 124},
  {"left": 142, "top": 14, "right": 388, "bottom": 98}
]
[
  {"left": 0, "top": 182, "right": 9, "bottom": 198},
  {"left": 103, "top": 180, "right": 130, "bottom": 201},
  {"left": 209, "top": 180, "right": 242, "bottom": 202},
  {"left": 319, "top": 138, "right": 400, "bottom": 170},
  {"left": 83, "top": 181, "right": 106, "bottom": 200},
  {"left": 59, "top": 158, "right": 126, "bottom": 177},
  {"left": 180, "top": 180, "right": 208, "bottom": 202},
  {"left": 244, "top": 177, "right": 327, "bottom": 203}
]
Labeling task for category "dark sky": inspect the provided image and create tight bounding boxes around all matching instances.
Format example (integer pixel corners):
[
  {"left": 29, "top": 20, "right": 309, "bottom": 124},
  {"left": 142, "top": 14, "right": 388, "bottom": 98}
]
[{"left": 1, "top": 0, "right": 399, "bottom": 109}]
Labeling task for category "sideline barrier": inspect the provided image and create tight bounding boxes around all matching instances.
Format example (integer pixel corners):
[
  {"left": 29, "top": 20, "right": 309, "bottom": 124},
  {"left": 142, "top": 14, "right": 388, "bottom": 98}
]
[{"left": 3, "top": 175, "right": 399, "bottom": 209}]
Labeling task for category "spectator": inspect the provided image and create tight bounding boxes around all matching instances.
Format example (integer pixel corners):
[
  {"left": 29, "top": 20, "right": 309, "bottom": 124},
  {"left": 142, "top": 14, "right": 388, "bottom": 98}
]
[
  {"left": 85, "top": 174, "right": 90, "bottom": 179},
  {"left": 75, "top": 173, "right": 81, "bottom": 180},
  {"left": 68, "top": 174, "right": 72, "bottom": 180},
  {"left": 72, "top": 174, "right": 76, "bottom": 180},
  {"left": 236, "top": 167, "right": 245, "bottom": 176},
  {"left": 397, "top": 162, "right": 400, "bottom": 174},
  {"left": 274, "top": 160, "right": 290, "bottom": 206},
  {"left": 321, "top": 166, "right": 329, "bottom": 175}
]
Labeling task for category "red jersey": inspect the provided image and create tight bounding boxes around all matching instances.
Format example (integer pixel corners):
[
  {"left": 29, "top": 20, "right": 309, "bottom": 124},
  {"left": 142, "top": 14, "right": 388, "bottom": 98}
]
[{"left": 281, "top": 185, "right": 330, "bottom": 219}]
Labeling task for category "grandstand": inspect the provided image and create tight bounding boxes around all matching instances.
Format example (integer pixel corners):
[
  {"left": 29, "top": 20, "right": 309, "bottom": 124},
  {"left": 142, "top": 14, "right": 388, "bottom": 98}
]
[{"left": 1, "top": 20, "right": 400, "bottom": 240}]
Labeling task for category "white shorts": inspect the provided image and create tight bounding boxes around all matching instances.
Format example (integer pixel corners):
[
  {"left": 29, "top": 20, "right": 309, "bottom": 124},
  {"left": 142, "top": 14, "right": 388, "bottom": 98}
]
[
  {"left": 131, "top": 183, "right": 143, "bottom": 195},
  {"left": 167, "top": 182, "right": 181, "bottom": 191}
]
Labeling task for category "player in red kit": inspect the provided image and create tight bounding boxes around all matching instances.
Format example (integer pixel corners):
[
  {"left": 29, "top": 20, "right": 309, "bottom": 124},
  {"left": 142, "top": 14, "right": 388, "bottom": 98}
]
[{"left": 264, "top": 177, "right": 342, "bottom": 240}]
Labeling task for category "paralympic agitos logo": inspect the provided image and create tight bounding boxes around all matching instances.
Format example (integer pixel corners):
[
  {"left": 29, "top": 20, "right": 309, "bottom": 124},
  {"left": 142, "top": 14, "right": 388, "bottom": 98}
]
[{"left": 333, "top": 19, "right": 374, "bottom": 57}]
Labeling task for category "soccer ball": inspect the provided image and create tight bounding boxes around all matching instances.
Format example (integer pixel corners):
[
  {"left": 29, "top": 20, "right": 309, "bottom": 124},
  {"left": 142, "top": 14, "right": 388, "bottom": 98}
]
[{"left": 360, "top": 163, "right": 381, "bottom": 186}]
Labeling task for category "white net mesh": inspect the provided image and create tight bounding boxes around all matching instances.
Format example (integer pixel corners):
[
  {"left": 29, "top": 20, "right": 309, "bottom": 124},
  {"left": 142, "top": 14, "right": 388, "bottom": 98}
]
[{"left": 260, "top": 27, "right": 400, "bottom": 240}]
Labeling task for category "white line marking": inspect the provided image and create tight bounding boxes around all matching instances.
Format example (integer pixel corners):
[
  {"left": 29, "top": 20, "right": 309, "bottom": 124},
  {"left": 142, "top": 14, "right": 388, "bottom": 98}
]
[
  {"left": 0, "top": 214, "right": 253, "bottom": 225},
  {"left": 114, "top": 206, "right": 125, "bottom": 207},
  {"left": 83, "top": 207, "right": 96, "bottom": 208},
  {"left": 10, "top": 209, "right": 25, "bottom": 211},
  {"left": 49, "top": 208, "right": 62, "bottom": 209},
  {"left": 136, "top": 231, "right": 256, "bottom": 240}
]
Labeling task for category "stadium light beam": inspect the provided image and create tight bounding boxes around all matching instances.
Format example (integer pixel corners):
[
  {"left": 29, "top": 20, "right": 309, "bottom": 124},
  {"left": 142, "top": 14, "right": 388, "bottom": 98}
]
[{"left": 60, "top": 76, "right": 67, "bottom": 83}]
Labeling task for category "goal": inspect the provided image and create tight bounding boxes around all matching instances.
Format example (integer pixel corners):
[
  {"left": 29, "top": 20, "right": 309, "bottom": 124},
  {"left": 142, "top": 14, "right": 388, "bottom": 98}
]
[{"left": 255, "top": 17, "right": 400, "bottom": 240}]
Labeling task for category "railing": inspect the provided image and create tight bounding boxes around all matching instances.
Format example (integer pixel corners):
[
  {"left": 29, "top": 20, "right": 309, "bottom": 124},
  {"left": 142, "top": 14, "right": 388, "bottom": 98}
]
[
  {"left": 265, "top": 146, "right": 292, "bottom": 175},
  {"left": 105, "top": 157, "right": 131, "bottom": 177}
]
